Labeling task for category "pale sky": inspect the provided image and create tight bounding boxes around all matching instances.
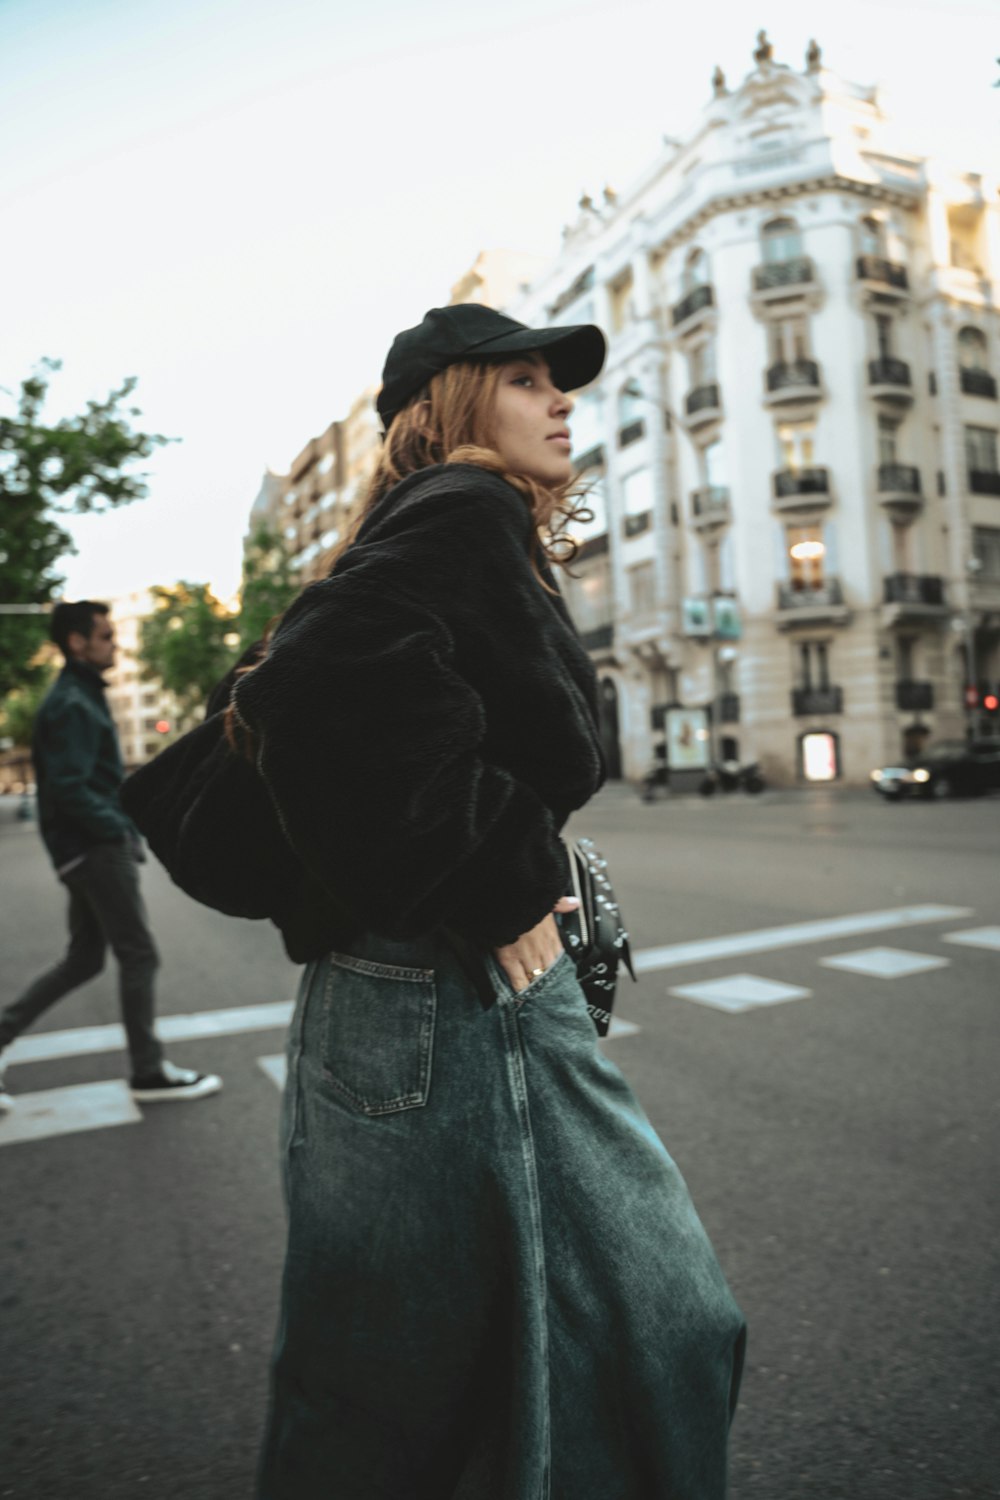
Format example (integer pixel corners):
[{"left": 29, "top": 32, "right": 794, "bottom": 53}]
[{"left": 1, "top": 0, "right": 997, "bottom": 604}]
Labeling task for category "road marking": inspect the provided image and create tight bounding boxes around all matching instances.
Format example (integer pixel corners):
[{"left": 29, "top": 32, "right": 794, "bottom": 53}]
[
  {"left": 0, "top": 1080, "right": 142, "bottom": 1147},
  {"left": 607, "top": 1016, "right": 640, "bottom": 1039},
  {"left": 634, "top": 905, "right": 971, "bottom": 974},
  {"left": 668, "top": 974, "right": 811, "bottom": 1013},
  {"left": 4, "top": 1000, "right": 295, "bottom": 1067},
  {"left": 2, "top": 905, "right": 975, "bottom": 1069},
  {"left": 258, "top": 1054, "right": 286, "bottom": 1089},
  {"left": 942, "top": 926, "right": 1000, "bottom": 952},
  {"left": 819, "top": 947, "right": 950, "bottom": 979}
]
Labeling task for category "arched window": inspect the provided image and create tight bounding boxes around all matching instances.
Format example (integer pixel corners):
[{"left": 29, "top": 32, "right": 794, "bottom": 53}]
[
  {"left": 617, "top": 379, "right": 644, "bottom": 426},
  {"left": 958, "top": 326, "right": 988, "bottom": 372},
  {"left": 682, "top": 248, "right": 710, "bottom": 291},
  {"left": 859, "top": 216, "right": 885, "bottom": 257},
  {"left": 762, "top": 217, "right": 802, "bottom": 263}
]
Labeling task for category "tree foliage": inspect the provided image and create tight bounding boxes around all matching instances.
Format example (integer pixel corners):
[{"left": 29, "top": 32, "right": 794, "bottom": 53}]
[
  {"left": 0, "top": 661, "right": 59, "bottom": 748},
  {"left": 0, "top": 358, "right": 170, "bottom": 699},
  {"left": 138, "top": 583, "right": 238, "bottom": 729},
  {"left": 237, "top": 523, "right": 300, "bottom": 651}
]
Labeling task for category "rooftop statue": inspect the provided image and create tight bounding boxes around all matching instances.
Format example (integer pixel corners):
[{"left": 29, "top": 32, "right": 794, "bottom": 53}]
[
  {"left": 806, "top": 39, "right": 822, "bottom": 73},
  {"left": 754, "top": 29, "right": 774, "bottom": 67}
]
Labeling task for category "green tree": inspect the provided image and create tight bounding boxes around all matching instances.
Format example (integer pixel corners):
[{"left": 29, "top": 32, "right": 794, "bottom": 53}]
[
  {"left": 0, "top": 358, "right": 170, "bottom": 699},
  {"left": 138, "top": 582, "right": 238, "bottom": 729},
  {"left": 237, "top": 523, "right": 300, "bottom": 651},
  {"left": 0, "top": 661, "right": 59, "bottom": 748}
]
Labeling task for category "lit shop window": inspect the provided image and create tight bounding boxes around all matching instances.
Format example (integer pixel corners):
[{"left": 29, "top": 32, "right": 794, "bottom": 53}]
[{"left": 801, "top": 731, "right": 839, "bottom": 782}]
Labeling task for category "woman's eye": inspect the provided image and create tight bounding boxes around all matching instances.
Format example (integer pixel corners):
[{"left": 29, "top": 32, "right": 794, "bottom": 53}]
[{"left": 512, "top": 374, "right": 534, "bottom": 387}]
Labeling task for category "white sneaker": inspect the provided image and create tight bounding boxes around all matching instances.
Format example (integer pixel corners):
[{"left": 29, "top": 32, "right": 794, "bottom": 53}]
[{"left": 130, "top": 1058, "right": 223, "bottom": 1103}]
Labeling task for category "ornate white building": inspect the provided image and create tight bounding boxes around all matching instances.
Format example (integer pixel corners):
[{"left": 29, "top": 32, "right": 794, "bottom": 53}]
[{"left": 510, "top": 33, "right": 1000, "bottom": 785}]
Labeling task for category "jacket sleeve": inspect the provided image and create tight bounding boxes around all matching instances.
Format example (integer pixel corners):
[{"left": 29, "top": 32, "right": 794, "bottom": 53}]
[
  {"left": 232, "top": 501, "right": 569, "bottom": 949},
  {"left": 39, "top": 700, "right": 130, "bottom": 843}
]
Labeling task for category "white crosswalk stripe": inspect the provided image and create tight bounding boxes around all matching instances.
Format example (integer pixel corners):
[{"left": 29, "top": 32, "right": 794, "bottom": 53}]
[{"left": 1, "top": 907, "right": 991, "bottom": 1143}]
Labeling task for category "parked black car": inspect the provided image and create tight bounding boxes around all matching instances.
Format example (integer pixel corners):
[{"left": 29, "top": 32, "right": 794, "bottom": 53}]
[{"left": 870, "top": 739, "right": 1000, "bottom": 800}]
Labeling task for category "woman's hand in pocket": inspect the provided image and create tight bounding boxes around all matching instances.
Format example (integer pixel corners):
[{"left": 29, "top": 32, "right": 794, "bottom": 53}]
[{"left": 493, "top": 896, "right": 579, "bottom": 993}]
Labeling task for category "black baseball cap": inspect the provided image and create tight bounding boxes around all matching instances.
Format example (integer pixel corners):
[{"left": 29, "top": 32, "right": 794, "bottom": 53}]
[{"left": 376, "top": 304, "right": 607, "bottom": 428}]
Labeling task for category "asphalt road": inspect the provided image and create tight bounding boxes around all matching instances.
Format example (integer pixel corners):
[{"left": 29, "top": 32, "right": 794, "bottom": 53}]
[{"left": 1, "top": 785, "right": 997, "bottom": 1500}]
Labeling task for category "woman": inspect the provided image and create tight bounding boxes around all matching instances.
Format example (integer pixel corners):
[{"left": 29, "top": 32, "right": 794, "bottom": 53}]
[{"left": 138, "top": 303, "right": 745, "bottom": 1498}]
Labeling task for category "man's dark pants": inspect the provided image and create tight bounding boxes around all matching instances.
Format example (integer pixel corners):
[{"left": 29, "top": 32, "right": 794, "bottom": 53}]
[{"left": 0, "top": 841, "right": 164, "bottom": 1077}]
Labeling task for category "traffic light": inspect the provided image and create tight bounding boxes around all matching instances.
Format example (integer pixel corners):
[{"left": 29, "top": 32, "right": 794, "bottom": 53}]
[
  {"left": 154, "top": 720, "right": 171, "bottom": 734},
  {"left": 984, "top": 692, "right": 999, "bottom": 715}
]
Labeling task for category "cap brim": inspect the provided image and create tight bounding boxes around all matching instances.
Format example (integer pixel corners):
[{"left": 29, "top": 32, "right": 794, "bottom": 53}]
[{"left": 471, "top": 323, "right": 606, "bottom": 393}]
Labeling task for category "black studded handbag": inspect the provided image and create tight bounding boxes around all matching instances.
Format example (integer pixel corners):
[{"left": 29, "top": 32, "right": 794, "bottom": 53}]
[{"left": 558, "top": 837, "right": 636, "bottom": 1037}]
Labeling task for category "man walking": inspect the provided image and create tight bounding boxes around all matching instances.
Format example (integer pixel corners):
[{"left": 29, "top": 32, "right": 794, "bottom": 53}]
[{"left": 0, "top": 601, "right": 221, "bottom": 1113}]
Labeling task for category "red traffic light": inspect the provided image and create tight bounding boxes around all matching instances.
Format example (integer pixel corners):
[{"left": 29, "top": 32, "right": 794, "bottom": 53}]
[
  {"left": 984, "top": 694, "right": 999, "bottom": 713},
  {"left": 154, "top": 720, "right": 171, "bottom": 734}
]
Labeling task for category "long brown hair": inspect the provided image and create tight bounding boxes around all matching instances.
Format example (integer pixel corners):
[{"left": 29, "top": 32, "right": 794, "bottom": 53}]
[
  {"left": 332, "top": 358, "right": 593, "bottom": 582},
  {"left": 224, "top": 356, "right": 593, "bottom": 753}
]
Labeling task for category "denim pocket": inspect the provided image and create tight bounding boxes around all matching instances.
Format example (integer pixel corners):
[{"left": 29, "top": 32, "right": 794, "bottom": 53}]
[
  {"left": 321, "top": 952, "right": 436, "bottom": 1116},
  {"left": 491, "top": 948, "right": 573, "bottom": 1009}
]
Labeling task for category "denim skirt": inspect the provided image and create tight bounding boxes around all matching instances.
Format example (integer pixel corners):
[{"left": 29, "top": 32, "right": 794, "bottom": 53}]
[{"left": 257, "top": 931, "right": 746, "bottom": 1500}]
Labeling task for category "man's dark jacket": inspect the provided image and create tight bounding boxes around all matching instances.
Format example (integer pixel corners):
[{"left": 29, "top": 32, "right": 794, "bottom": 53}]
[
  {"left": 121, "top": 465, "right": 605, "bottom": 959},
  {"left": 33, "top": 658, "right": 134, "bottom": 870}
]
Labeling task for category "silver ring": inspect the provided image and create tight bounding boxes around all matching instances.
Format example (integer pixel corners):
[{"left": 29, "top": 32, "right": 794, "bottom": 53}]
[{"left": 529, "top": 966, "right": 545, "bottom": 978}]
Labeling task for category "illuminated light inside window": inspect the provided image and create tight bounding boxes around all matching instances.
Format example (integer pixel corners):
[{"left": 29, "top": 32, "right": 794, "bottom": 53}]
[
  {"left": 790, "top": 540, "right": 826, "bottom": 562},
  {"left": 802, "top": 732, "right": 837, "bottom": 781}
]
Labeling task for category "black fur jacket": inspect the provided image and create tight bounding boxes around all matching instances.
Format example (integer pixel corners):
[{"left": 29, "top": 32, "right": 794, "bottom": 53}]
[{"left": 121, "top": 464, "right": 605, "bottom": 960}]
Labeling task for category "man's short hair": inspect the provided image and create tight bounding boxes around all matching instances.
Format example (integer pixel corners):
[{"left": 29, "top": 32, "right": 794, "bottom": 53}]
[{"left": 50, "top": 600, "right": 110, "bottom": 658}]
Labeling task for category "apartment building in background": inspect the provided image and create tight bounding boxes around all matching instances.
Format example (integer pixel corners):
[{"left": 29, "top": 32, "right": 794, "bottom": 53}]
[
  {"left": 505, "top": 30, "right": 1000, "bottom": 785},
  {"left": 103, "top": 590, "right": 184, "bottom": 767}
]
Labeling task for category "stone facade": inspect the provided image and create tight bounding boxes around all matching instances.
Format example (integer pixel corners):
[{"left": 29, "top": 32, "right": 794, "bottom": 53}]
[{"left": 508, "top": 34, "right": 1000, "bottom": 784}]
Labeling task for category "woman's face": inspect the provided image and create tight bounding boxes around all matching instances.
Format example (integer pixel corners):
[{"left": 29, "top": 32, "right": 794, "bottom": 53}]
[{"left": 490, "top": 356, "right": 575, "bottom": 487}]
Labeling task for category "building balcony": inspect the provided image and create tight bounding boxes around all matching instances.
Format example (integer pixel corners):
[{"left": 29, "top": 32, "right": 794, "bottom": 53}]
[
  {"left": 776, "top": 577, "right": 849, "bottom": 628},
  {"left": 959, "top": 367, "right": 998, "bottom": 400},
  {"left": 617, "top": 418, "right": 646, "bottom": 449},
  {"left": 684, "top": 382, "right": 723, "bottom": 426},
  {"left": 969, "top": 469, "right": 1000, "bottom": 496},
  {"left": 580, "top": 623, "right": 614, "bottom": 653},
  {"left": 716, "top": 692, "right": 740, "bottom": 724},
  {"left": 792, "top": 685, "right": 844, "bottom": 716},
  {"left": 691, "top": 485, "right": 731, "bottom": 531},
  {"left": 876, "top": 462, "right": 923, "bottom": 517},
  {"left": 856, "top": 255, "right": 909, "bottom": 297},
  {"left": 764, "top": 359, "right": 822, "bottom": 406},
  {"left": 671, "top": 283, "right": 715, "bottom": 335},
  {"left": 867, "top": 357, "right": 913, "bottom": 404},
  {"left": 896, "top": 680, "right": 934, "bottom": 712},
  {"left": 881, "top": 573, "right": 948, "bottom": 626},
  {"left": 575, "top": 533, "right": 609, "bottom": 562},
  {"left": 751, "top": 257, "right": 818, "bottom": 303},
  {"left": 772, "top": 466, "right": 832, "bottom": 511},
  {"left": 623, "top": 510, "right": 652, "bottom": 539},
  {"left": 572, "top": 442, "right": 606, "bottom": 474}
]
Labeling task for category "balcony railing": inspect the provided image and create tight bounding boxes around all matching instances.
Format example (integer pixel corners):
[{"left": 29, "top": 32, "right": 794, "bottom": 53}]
[
  {"left": 868, "top": 357, "right": 912, "bottom": 395},
  {"left": 671, "top": 282, "right": 714, "bottom": 329},
  {"left": 685, "top": 382, "right": 721, "bottom": 419},
  {"left": 969, "top": 469, "right": 1000, "bottom": 496},
  {"left": 752, "top": 257, "right": 816, "bottom": 294},
  {"left": 716, "top": 692, "right": 740, "bottom": 723},
  {"left": 896, "top": 680, "right": 934, "bottom": 712},
  {"left": 883, "top": 573, "right": 945, "bottom": 607},
  {"left": 777, "top": 578, "right": 845, "bottom": 611},
  {"left": 575, "top": 533, "right": 609, "bottom": 562},
  {"left": 792, "top": 685, "right": 844, "bottom": 716},
  {"left": 572, "top": 442, "right": 606, "bottom": 473},
  {"left": 691, "top": 485, "right": 731, "bottom": 527},
  {"left": 773, "top": 466, "right": 830, "bottom": 500},
  {"left": 877, "top": 463, "right": 921, "bottom": 496},
  {"left": 580, "top": 624, "right": 614, "bottom": 652},
  {"left": 856, "top": 255, "right": 909, "bottom": 291},
  {"left": 959, "top": 367, "right": 998, "bottom": 399},
  {"left": 765, "top": 359, "right": 821, "bottom": 398},
  {"left": 617, "top": 418, "right": 646, "bottom": 449},
  {"left": 623, "top": 510, "right": 652, "bottom": 538}
]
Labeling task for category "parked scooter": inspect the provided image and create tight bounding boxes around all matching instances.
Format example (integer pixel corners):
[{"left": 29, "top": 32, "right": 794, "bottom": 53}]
[{"left": 698, "top": 759, "right": 766, "bottom": 796}]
